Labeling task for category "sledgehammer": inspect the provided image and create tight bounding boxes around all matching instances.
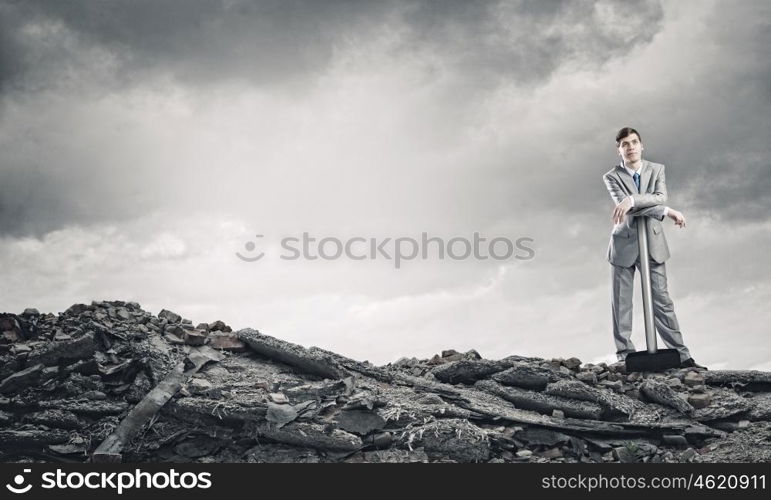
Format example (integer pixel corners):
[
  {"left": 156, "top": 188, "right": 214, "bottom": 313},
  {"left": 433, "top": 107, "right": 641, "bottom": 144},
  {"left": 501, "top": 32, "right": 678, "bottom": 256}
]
[{"left": 624, "top": 217, "right": 681, "bottom": 372}]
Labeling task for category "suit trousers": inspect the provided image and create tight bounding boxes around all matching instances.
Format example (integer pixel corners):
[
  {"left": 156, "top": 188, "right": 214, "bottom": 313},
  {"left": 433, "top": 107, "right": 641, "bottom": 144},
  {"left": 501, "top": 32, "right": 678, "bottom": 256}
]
[{"left": 611, "top": 258, "right": 691, "bottom": 362}]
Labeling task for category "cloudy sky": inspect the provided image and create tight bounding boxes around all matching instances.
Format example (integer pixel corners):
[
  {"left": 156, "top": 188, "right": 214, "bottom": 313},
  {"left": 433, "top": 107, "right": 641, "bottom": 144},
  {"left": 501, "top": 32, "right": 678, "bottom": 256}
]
[{"left": 1, "top": 0, "right": 769, "bottom": 368}]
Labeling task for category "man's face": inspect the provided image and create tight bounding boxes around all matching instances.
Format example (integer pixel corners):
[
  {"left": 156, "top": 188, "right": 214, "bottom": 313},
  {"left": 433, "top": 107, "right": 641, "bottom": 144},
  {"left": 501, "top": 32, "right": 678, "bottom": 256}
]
[{"left": 617, "top": 133, "right": 643, "bottom": 165}]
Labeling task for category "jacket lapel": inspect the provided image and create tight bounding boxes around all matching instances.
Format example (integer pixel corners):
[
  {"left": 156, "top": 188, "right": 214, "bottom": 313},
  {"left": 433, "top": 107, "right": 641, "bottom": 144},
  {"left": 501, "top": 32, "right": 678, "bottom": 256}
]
[
  {"left": 615, "top": 164, "right": 637, "bottom": 195},
  {"left": 640, "top": 160, "right": 652, "bottom": 194}
]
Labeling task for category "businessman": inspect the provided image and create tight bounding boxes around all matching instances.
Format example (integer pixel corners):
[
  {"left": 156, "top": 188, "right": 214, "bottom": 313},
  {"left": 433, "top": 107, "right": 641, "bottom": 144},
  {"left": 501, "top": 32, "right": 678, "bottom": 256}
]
[{"left": 603, "top": 127, "right": 705, "bottom": 369}]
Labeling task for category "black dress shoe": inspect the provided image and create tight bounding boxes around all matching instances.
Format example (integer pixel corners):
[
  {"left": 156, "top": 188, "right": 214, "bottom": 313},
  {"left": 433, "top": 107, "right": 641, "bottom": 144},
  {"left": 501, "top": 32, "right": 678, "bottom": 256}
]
[{"left": 680, "top": 358, "right": 708, "bottom": 370}]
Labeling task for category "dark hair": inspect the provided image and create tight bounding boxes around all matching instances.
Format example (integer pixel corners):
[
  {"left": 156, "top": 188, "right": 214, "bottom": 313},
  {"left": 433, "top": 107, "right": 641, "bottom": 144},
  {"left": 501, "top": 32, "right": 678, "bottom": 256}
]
[{"left": 615, "top": 127, "right": 641, "bottom": 145}]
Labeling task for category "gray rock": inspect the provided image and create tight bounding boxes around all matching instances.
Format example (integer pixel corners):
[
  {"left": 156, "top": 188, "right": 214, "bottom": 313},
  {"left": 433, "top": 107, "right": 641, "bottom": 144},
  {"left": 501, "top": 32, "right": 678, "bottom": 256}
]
[
  {"left": 515, "top": 428, "right": 570, "bottom": 447},
  {"left": 613, "top": 446, "right": 637, "bottom": 463},
  {"left": 26, "top": 333, "right": 97, "bottom": 367},
  {"left": 335, "top": 409, "right": 386, "bottom": 435},
  {"left": 431, "top": 359, "right": 511, "bottom": 385},
  {"left": 662, "top": 435, "right": 689, "bottom": 446},
  {"left": 492, "top": 361, "right": 565, "bottom": 390},
  {"left": 680, "top": 447, "right": 698, "bottom": 462},
  {"left": 0, "top": 363, "right": 44, "bottom": 394},
  {"left": 577, "top": 371, "right": 598, "bottom": 385},
  {"left": 158, "top": 309, "right": 182, "bottom": 324},
  {"left": 641, "top": 380, "right": 694, "bottom": 415},
  {"left": 684, "top": 371, "right": 705, "bottom": 387},
  {"left": 562, "top": 357, "right": 582, "bottom": 371},
  {"left": 687, "top": 393, "right": 711, "bottom": 409}
]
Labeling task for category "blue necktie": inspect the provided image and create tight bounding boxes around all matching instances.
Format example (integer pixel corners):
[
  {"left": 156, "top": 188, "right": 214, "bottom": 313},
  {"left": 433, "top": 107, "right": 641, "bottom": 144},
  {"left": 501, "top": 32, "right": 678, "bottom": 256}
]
[{"left": 633, "top": 172, "right": 640, "bottom": 193}]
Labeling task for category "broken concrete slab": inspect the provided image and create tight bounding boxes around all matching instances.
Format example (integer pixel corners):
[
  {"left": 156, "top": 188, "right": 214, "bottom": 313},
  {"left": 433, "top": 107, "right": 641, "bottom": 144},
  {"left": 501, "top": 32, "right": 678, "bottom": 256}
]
[
  {"left": 430, "top": 359, "right": 513, "bottom": 385},
  {"left": 237, "top": 328, "right": 346, "bottom": 380},
  {"left": 248, "top": 421, "right": 362, "bottom": 452},
  {"left": 476, "top": 379, "right": 604, "bottom": 420},
  {"left": 641, "top": 380, "right": 694, "bottom": 416},
  {"left": 0, "top": 363, "right": 44, "bottom": 394},
  {"left": 26, "top": 333, "right": 97, "bottom": 367},
  {"left": 545, "top": 378, "right": 637, "bottom": 420},
  {"left": 704, "top": 370, "right": 771, "bottom": 391}
]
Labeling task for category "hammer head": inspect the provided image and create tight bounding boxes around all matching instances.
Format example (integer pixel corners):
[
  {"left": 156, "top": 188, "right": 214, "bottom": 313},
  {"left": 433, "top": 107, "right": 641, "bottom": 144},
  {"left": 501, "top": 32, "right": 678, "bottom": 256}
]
[{"left": 625, "top": 348, "right": 681, "bottom": 372}]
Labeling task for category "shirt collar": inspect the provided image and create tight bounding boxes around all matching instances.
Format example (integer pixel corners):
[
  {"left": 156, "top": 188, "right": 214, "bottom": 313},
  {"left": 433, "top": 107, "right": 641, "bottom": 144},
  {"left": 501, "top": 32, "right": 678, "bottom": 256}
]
[{"left": 622, "top": 160, "right": 643, "bottom": 177}]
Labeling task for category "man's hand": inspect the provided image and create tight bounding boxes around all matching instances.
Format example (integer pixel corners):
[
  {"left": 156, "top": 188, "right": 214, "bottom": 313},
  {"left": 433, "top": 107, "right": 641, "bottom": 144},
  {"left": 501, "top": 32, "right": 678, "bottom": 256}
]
[
  {"left": 612, "top": 197, "right": 633, "bottom": 224},
  {"left": 668, "top": 208, "right": 686, "bottom": 228}
]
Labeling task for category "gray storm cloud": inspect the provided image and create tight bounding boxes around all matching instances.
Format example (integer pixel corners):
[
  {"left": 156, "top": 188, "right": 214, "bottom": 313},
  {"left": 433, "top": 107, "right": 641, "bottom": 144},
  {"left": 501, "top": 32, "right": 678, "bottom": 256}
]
[
  {"left": 0, "top": 0, "right": 668, "bottom": 237},
  {"left": 0, "top": 0, "right": 768, "bottom": 235},
  {"left": 1, "top": 0, "right": 663, "bottom": 91}
]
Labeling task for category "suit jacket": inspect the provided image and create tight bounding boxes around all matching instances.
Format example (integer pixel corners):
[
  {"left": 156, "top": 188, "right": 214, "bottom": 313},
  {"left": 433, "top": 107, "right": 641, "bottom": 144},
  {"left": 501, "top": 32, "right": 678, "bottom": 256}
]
[{"left": 603, "top": 160, "right": 670, "bottom": 267}]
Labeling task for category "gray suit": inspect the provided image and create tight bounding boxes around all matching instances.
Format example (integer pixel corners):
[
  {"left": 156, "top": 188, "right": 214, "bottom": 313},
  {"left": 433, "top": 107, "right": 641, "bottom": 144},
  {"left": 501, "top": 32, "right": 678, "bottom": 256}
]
[{"left": 602, "top": 160, "right": 692, "bottom": 362}]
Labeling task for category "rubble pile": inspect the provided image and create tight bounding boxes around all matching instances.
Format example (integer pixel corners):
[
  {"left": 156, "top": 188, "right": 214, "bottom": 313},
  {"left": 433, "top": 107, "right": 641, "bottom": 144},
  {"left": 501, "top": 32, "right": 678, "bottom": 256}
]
[{"left": 1, "top": 301, "right": 770, "bottom": 463}]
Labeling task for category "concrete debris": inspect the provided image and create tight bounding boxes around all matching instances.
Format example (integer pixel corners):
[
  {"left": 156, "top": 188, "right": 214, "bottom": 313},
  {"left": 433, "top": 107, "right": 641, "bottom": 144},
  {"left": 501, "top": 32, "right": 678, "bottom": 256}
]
[{"left": 0, "top": 301, "right": 769, "bottom": 463}]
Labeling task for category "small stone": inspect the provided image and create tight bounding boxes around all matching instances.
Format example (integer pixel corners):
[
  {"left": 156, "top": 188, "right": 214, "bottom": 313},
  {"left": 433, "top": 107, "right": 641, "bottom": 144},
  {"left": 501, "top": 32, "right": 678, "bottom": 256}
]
[
  {"left": 22, "top": 308, "right": 40, "bottom": 316},
  {"left": 163, "top": 333, "right": 185, "bottom": 345},
  {"left": 268, "top": 393, "right": 289, "bottom": 404},
  {"left": 624, "top": 388, "right": 640, "bottom": 400},
  {"left": 165, "top": 324, "right": 185, "bottom": 337},
  {"left": 662, "top": 435, "right": 689, "bottom": 446},
  {"left": 183, "top": 330, "right": 207, "bottom": 346},
  {"left": 188, "top": 378, "right": 213, "bottom": 395},
  {"left": 539, "top": 447, "right": 563, "bottom": 459},
  {"left": 608, "top": 361, "right": 627, "bottom": 374},
  {"left": 515, "top": 450, "right": 533, "bottom": 458},
  {"left": 562, "top": 357, "right": 582, "bottom": 371},
  {"left": 683, "top": 371, "right": 705, "bottom": 387},
  {"left": 196, "top": 323, "right": 210, "bottom": 332},
  {"left": 81, "top": 390, "right": 107, "bottom": 400},
  {"left": 2, "top": 330, "right": 19, "bottom": 343},
  {"left": 576, "top": 371, "right": 597, "bottom": 385},
  {"left": 427, "top": 354, "right": 444, "bottom": 365},
  {"left": 115, "top": 309, "right": 130, "bottom": 320},
  {"left": 158, "top": 309, "right": 182, "bottom": 323},
  {"left": 599, "top": 379, "right": 623, "bottom": 392},
  {"left": 680, "top": 448, "right": 698, "bottom": 462},
  {"left": 551, "top": 409, "right": 565, "bottom": 419},
  {"left": 209, "top": 320, "right": 231, "bottom": 332},
  {"left": 613, "top": 446, "right": 637, "bottom": 463},
  {"left": 12, "top": 344, "right": 32, "bottom": 355},
  {"left": 209, "top": 333, "right": 246, "bottom": 352},
  {"left": 738, "top": 420, "right": 750, "bottom": 429},
  {"left": 463, "top": 349, "right": 482, "bottom": 360},
  {"left": 53, "top": 333, "right": 72, "bottom": 341},
  {"left": 687, "top": 393, "right": 711, "bottom": 409}
]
